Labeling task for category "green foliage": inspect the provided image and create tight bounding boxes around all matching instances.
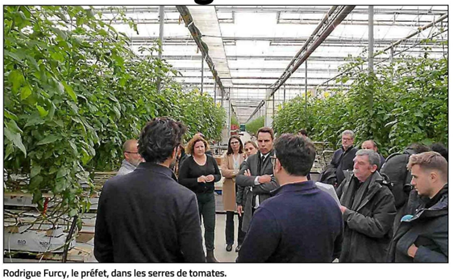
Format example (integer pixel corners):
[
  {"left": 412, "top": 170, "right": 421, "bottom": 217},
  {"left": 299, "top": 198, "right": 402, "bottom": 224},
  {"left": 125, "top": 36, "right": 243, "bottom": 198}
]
[
  {"left": 274, "top": 48, "right": 448, "bottom": 156},
  {"left": 231, "top": 115, "right": 239, "bottom": 127},
  {"left": 3, "top": 6, "right": 225, "bottom": 220},
  {"left": 245, "top": 116, "right": 265, "bottom": 136}
]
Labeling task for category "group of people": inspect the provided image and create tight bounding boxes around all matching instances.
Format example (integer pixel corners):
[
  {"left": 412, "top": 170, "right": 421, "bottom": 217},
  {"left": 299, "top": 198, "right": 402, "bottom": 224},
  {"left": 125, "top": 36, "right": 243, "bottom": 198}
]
[
  {"left": 94, "top": 118, "right": 447, "bottom": 263},
  {"left": 321, "top": 130, "right": 448, "bottom": 262}
]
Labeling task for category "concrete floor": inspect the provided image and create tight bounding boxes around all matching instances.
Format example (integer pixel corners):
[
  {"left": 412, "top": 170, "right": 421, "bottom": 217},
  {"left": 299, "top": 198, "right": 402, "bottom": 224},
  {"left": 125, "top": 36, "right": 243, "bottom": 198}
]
[{"left": 204, "top": 213, "right": 240, "bottom": 263}]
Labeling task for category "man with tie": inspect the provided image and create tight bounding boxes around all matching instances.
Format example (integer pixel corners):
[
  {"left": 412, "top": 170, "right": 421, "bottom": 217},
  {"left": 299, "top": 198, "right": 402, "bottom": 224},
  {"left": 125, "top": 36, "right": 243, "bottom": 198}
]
[{"left": 236, "top": 127, "right": 280, "bottom": 234}]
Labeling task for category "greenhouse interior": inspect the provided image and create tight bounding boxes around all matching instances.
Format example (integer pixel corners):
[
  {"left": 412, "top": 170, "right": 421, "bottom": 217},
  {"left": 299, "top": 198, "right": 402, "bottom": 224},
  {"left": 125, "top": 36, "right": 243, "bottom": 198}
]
[{"left": 3, "top": 5, "right": 448, "bottom": 264}]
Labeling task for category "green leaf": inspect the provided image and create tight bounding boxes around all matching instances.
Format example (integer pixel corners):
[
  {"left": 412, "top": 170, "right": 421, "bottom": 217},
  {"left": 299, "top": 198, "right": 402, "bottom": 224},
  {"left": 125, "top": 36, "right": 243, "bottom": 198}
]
[
  {"left": 50, "top": 27, "right": 67, "bottom": 40},
  {"left": 4, "top": 109, "right": 18, "bottom": 121},
  {"left": 9, "top": 70, "right": 25, "bottom": 93},
  {"left": 31, "top": 165, "right": 42, "bottom": 178},
  {"left": 414, "top": 111, "right": 424, "bottom": 118},
  {"left": 5, "top": 50, "right": 24, "bottom": 63},
  {"left": 69, "top": 140, "right": 78, "bottom": 156},
  {"left": 25, "top": 113, "right": 46, "bottom": 127},
  {"left": 36, "top": 105, "right": 48, "bottom": 117},
  {"left": 56, "top": 167, "right": 69, "bottom": 179},
  {"left": 4, "top": 127, "right": 27, "bottom": 157},
  {"left": 20, "top": 85, "right": 32, "bottom": 100},
  {"left": 62, "top": 81, "right": 77, "bottom": 102},
  {"left": 37, "top": 134, "right": 61, "bottom": 145},
  {"left": 6, "top": 120, "right": 23, "bottom": 134},
  {"left": 113, "top": 106, "right": 121, "bottom": 119}
]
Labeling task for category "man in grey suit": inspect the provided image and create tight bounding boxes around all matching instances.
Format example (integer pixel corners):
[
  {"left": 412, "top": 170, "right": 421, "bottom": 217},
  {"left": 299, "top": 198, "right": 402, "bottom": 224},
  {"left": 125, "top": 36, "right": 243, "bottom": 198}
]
[{"left": 236, "top": 127, "right": 280, "bottom": 237}]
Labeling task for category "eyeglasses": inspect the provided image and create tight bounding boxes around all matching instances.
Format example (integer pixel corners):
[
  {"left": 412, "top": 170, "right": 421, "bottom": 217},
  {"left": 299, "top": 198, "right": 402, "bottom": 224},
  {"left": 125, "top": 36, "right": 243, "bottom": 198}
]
[
  {"left": 125, "top": 151, "right": 139, "bottom": 154},
  {"left": 230, "top": 141, "right": 240, "bottom": 145},
  {"left": 270, "top": 156, "right": 277, "bottom": 168}
]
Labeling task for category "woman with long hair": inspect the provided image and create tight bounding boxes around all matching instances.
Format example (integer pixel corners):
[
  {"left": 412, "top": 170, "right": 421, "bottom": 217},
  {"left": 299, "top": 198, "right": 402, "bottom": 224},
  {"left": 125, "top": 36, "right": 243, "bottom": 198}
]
[{"left": 221, "top": 135, "right": 245, "bottom": 252}]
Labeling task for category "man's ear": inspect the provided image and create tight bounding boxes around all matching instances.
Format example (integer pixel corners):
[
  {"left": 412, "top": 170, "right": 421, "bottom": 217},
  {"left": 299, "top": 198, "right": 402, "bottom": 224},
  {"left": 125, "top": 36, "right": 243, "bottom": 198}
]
[
  {"left": 429, "top": 171, "right": 438, "bottom": 182},
  {"left": 370, "top": 164, "right": 378, "bottom": 173}
]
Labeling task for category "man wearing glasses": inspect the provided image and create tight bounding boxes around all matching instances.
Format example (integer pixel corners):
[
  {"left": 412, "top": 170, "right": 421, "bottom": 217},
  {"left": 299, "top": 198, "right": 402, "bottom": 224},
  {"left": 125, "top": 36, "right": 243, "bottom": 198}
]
[
  {"left": 238, "top": 134, "right": 343, "bottom": 262},
  {"left": 117, "top": 139, "right": 143, "bottom": 176}
]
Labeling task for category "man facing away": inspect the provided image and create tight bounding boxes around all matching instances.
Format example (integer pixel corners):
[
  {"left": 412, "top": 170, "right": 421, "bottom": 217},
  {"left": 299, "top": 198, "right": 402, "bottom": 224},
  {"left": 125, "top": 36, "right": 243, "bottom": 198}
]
[
  {"left": 329, "top": 130, "right": 358, "bottom": 187},
  {"left": 388, "top": 151, "right": 448, "bottom": 262},
  {"left": 117, "top": 139, "right": 143, "bottom": 176},
  {"left": 236, "top": 127, "right": 280, "bottom": 233},
  {"left": 237, "top": 134, "right": 343, "bottom": 262},
  {"left": 337, "top": 149, "right": 396, "bottom": 262},
  {"left": 94, "top": 117, "right": 205, "bottom": 262}
]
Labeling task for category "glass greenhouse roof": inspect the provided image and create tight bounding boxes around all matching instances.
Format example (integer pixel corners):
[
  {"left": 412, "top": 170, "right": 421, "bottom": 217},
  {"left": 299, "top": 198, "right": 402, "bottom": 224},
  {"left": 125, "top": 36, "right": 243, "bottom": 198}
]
[{"left": 95, "top": 5, "right": 447, "bottom": 123}]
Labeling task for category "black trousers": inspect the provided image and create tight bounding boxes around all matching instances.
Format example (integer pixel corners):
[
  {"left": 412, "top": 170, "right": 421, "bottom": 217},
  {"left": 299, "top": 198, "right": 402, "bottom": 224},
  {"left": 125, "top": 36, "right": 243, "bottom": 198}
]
[
  {"left": 225, "top": 211, "right": 246, "bottom": 245},
  {"left": 196, "top": 192, "right": 216, "bottom": 251}
]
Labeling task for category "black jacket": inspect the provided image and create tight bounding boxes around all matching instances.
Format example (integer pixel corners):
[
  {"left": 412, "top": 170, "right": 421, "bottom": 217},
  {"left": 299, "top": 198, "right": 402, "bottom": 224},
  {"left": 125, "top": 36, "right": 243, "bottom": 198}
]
[
  {"left": 94, "top": 163, "right": 205, "bottom": 262},
  {"left": 388, "top": 185, "right": 448, "bottom": 263},
  {"left": 178, "top": 155, "right": 221, "bottom": 194},
  {"left": 330, "top": 146, "right": 358, "bottom": 186},
  {"left": 336, "top": 171, "right": 396, "bottom": 262}
]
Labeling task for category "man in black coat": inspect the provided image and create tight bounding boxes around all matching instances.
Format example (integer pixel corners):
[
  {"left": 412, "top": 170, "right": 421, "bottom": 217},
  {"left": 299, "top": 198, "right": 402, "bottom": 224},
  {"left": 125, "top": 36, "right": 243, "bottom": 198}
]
[
  {"left": 388, "top": 151, "right": 448, "bottom": 262},
  {"left": 329, "top": 130, "right": 358, "bottom": 187},
  {"left": 337, "top": 149, "right": 396, "bottom": 262},
  {"left": 94, "top": 117, "right": 205, "bottom": 263}
]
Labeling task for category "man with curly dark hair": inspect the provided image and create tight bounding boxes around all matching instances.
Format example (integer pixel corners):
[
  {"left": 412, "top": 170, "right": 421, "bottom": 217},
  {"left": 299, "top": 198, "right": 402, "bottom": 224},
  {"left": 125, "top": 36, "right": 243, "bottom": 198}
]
[{"left": 95, "top": 117, "right": 205, "bottom": 262}]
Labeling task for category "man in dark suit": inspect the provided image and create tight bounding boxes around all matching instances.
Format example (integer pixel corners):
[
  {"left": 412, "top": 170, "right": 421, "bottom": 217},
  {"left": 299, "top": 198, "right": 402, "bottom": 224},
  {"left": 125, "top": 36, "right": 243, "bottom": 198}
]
[
  {"left": 238, "top": 134, "right": 343, "bottom": 262},
  {"left": 329, "top": 130, "right": 358, "bottom": 187},
  {"left": 94, "top": 117, "right": 205, "bottom": 262},
  {"left": 236, "top": 127, "right": 280, "bottom": 235}
]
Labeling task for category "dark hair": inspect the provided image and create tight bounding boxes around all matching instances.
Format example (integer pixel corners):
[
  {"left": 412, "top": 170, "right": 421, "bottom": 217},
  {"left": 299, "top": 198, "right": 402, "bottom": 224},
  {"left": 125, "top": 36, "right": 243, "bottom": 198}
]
[
  {"left": 274, "top": 133, "right": 316, "bottom": 176},
  {"left": 430, "top": 143, "right": 448, "bottom": 161},
  {"left": 185, "top": 135, "right": 209, "bottom": 155},
  {"left": 407, "top": 143, "right": 431, "bottom": 154},
  {"left": 227, "top": 135, "right": 244, "bottom": 155},
  {"left": 138, "top": 117, "right": 187, "bottom": 163},
  {"left": 298, "top": 129, "right": 308, "bottom": 136},
  {"left": 257, "top": 127, "right": 274, "bottom": 139}
]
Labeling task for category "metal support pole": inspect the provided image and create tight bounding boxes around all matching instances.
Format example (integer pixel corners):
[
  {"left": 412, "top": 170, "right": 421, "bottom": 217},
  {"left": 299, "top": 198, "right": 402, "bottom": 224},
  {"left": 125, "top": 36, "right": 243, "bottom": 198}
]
[
  {"left": 305, "top": 59, "right": 308, "bottom": 95},
  {"left": 368, "top": 6, "right": 374, "bottom": 74},
  {"left": 272, "top": 91, "right": 275, "bottom": 118},
  {"left": 214, "top": 83, "right": 217, "bottom": 104},
  {"left": 157, "top": 6, "right": 164, "bottom": 94},
  {"left": 201, "top": 55, "right": 204, "bottom": 94},
  {"left": 368, "top": 5, "right": 374, "bottom": 133},
  {"left": 158, "top": 6, "right": 164, "bottom": 60},
  {"left": 390, "top": 47, "right": 394, "bottom": 63},
  {"left": 283, "top": 84, "right": 286, "bottom": 104}
]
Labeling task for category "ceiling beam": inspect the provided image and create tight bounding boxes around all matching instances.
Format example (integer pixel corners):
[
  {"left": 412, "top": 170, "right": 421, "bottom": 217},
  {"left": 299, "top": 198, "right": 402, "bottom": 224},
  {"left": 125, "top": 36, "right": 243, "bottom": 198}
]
[
  {"left": 176, "top": 6, "right": 228, "bottom": 98},
  {"left": 268, "top": 6, "right": 356, "bottom": 100}
]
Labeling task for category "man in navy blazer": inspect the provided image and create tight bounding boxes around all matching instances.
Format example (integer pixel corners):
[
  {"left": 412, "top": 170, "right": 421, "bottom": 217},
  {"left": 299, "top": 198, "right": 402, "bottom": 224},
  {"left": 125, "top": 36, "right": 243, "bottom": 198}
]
[{"left": 238, "top": 134, "right": 343, "bottom": 262}]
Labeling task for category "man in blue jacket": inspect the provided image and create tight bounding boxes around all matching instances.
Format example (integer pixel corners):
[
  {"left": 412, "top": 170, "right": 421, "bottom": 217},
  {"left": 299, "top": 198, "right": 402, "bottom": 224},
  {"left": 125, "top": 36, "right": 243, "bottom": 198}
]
[
  {"left": 237, "top": 134, "right": 343, "bottom": 262},
  {"left": 388, "top": 151, "right": 448, "bottom": 262}
]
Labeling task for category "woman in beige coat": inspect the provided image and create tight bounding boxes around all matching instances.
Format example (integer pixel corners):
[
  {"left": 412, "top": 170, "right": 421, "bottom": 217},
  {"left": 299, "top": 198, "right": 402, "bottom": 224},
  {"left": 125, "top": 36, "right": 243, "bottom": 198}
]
[{"left": 221, "top": 135, "right": 246, "bottom": 252}]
